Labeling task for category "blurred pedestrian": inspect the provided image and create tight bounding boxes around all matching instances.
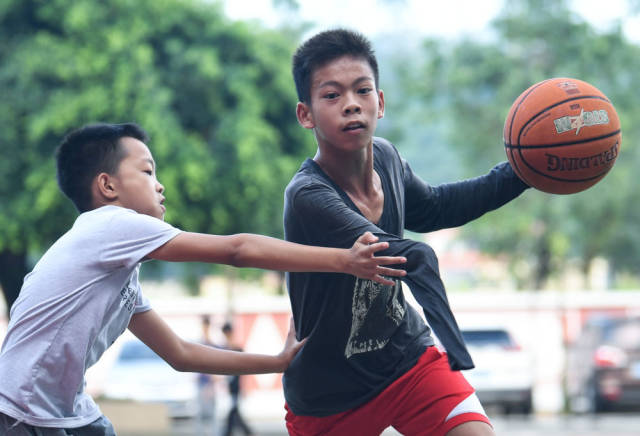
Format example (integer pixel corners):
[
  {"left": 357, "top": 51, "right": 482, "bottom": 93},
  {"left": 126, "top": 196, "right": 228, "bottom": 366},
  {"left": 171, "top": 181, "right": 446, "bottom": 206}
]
[
  {"left": 197, "top": 315, "right": 218, "bottom": 435},
  {"left": 222, "top": 321, "right": 255, "bottom": 436}
]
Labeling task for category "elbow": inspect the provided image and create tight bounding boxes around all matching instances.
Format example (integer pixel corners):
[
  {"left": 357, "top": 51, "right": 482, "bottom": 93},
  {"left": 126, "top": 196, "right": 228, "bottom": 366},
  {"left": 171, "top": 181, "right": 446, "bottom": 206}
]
[
  {"left": 405, "top": 241, "right": 439, "bottom": 271},
  {"left": 166, "top": 354, "right": 189, "bottom": 372},
  {"left": 162, "top": 342, "right": 192, "bottom": 372},
  {"left": 226, "top": 234, "right": 254, "bottom": 268}
]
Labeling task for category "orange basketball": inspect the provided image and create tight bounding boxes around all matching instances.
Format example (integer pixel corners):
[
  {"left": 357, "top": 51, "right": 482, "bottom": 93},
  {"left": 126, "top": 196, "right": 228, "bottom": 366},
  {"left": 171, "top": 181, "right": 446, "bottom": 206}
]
[{"left": 504, "top": 78, "right": 621, "bottom": 194}]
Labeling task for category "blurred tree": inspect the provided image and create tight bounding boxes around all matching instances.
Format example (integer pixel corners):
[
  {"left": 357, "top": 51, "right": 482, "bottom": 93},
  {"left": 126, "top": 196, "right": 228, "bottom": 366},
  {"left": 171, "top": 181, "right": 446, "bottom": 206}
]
[
  {"left": 0, "top": 0, "right": 312, "bottom": 315},
  {"left": 383, "top": 0, "right": 640, "bottom": 289}
]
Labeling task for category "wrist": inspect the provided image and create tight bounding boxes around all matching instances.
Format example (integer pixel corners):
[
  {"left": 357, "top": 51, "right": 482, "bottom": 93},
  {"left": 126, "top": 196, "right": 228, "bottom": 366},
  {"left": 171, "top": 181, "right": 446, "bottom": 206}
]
[
  {"left": 275, "top": 351, "right": 289, "bottom": 372},
  {"left": 339, "top": 249, "right": 352, "bottom": 274}
]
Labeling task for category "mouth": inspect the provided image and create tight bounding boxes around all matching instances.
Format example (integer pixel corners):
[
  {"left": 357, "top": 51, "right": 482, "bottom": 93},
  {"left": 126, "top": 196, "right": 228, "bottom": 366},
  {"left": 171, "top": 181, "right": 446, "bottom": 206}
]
[{"left": 342, "top": 121, "right": 366, "bottom": 132}]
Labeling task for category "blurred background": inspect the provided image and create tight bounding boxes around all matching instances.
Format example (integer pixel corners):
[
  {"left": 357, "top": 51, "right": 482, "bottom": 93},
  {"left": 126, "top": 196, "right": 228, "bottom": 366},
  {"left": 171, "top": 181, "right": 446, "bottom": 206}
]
[{"left": 1, "top": 0, "right": 640, "bottom": 434}]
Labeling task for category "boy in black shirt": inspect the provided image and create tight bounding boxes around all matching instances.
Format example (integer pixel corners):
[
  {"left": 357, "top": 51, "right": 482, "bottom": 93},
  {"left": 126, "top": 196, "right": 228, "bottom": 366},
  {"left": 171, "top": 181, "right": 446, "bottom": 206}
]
[{"left": 282, "top": 29, "right": 529, "bottom": 436}]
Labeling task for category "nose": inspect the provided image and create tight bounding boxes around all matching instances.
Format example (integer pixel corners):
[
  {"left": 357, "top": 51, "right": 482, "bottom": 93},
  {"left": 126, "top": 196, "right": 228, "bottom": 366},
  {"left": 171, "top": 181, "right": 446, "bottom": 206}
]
[
  {"left": 344, "top": 105, "right": 361, "bottom": 115},
  {"left": 343, "top": 94, "right": 361, "bottom": 115},
  {"left": 156, "top": 180, "right": 165, "bottom": 194}
]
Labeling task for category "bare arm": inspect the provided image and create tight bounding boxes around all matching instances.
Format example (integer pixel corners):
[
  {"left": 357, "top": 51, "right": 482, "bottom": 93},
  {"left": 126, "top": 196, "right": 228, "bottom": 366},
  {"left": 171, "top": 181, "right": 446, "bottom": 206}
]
[
  {"left": 148, "top": 230, "right": 406, "bottom": 286},
  {"left": 128, "top": 309, "right": 305, "bottom": 374}
]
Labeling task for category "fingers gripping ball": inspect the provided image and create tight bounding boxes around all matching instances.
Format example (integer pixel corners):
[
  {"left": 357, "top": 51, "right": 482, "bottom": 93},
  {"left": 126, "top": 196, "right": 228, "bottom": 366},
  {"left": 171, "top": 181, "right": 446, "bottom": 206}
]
[{"left": 504, "top": 78, "right": 621, "bottom": 194}]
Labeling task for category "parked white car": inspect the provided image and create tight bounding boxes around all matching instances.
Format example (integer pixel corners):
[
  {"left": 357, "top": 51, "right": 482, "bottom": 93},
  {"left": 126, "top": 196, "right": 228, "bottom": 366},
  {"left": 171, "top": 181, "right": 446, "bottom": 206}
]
[
  {"left": 461, "top": 327, "right": 534, "bottom": 414},
  {"left": 101, "top": 339, "right": 200, "bottom": 418}
]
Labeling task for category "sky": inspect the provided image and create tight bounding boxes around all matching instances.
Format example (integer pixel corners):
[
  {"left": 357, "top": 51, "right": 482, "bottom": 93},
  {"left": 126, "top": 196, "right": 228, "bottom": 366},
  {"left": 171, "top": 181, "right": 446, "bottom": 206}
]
[{"left": 223, "top": 0, "right": 640, "bottom": 42}]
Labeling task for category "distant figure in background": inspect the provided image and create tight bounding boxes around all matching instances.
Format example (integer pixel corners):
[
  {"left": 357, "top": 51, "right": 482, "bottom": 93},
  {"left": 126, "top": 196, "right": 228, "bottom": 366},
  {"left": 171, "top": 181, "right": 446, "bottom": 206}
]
[
  {"left": 222, "top": 321, "right": 255, "bottom": 436},
  {"left": 197, "top": 315, "right": 218, "bottom": 435}
]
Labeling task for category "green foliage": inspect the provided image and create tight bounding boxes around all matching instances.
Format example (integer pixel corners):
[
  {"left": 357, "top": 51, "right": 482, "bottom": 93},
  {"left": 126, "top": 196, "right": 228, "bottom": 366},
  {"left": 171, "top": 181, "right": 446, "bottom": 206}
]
[
  {"left": 382, "top": 0, "right": 640, "bottom": 288},
  {"left": 0, "top": 0, "right": 312, "bottom": 243},
  {"left": 0, "top": 0, "right": 314, "bottom": 308}
]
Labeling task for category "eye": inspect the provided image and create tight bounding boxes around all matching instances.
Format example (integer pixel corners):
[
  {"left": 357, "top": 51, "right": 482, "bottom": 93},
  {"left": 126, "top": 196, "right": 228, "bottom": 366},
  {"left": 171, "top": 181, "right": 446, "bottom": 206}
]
[
  {"left": 358, "top": 87, "right": 373, "bottom": 94},
  {"left": 323, "top": 92, "right": 339, "bottom": 100},
  {"left": 144, "top": 170, "right": 153, "bottom": 175}
]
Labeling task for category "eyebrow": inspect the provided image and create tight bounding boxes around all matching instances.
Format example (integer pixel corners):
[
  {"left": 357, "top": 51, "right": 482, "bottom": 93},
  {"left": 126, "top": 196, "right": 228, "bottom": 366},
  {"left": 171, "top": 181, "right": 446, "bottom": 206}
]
[
  {"left": 317, "top": 76, "right": 374, "bottom": 90},
  {"left": 144, "top": 158, "right": 155, "bottom": 169}
]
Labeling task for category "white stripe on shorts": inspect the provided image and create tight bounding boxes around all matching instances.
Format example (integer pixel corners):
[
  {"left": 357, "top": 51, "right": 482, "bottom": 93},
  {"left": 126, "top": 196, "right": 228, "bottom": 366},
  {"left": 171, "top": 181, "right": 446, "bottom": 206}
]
[{"left": 445, "top": 393, "right": 487, "bottom": 422}]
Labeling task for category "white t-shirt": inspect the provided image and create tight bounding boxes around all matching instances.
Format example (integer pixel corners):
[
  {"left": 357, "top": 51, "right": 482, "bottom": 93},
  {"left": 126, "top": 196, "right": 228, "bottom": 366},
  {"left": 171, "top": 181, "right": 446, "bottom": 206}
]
[{"left": 0, "top": 205, "right": 181, "bottom": 428}]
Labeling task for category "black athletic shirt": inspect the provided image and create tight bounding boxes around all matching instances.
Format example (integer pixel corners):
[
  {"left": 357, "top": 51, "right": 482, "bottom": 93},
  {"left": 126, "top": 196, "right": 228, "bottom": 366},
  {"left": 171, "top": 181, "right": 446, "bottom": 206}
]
[{"left": 282, "top": 137, "right": 528, "bottom": 416}]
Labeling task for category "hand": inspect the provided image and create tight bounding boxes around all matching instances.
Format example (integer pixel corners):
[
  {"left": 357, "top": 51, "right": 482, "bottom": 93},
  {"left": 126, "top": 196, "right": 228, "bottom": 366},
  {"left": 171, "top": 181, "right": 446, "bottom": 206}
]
[
  {"left": 347, "top": 232, "right": 407, "bottom": 286},
  {"left": 277, "top": 317, "right": 307, "bottom": 371}
]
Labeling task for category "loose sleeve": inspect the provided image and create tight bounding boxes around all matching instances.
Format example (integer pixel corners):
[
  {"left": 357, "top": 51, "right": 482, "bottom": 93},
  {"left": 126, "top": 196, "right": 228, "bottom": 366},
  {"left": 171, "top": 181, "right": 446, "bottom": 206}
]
[
  {"left": 134, "top": 276, "right": 152, "bottom": 314},
  {"left": 404, "top": 160, "right": 529, "bottom": 233}
]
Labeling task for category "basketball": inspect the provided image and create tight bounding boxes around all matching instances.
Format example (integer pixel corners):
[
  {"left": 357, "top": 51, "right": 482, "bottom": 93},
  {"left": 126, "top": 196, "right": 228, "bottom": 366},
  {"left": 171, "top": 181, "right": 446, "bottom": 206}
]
[{"left": 503, "top": 78, "right": 621, "bottom": 194}]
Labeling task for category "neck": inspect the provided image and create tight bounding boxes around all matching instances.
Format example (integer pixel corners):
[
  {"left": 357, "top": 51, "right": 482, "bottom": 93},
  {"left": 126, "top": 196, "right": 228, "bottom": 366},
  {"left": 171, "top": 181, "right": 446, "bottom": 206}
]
[{"left": 314, "top": 143, "right": 375, "bottom": 195}]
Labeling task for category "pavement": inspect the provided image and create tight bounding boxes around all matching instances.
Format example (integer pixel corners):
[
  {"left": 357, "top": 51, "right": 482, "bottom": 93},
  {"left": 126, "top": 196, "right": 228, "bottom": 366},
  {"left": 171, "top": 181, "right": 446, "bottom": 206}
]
[{"left": 101, "top": 397, "right": 640, "bottom": 436}]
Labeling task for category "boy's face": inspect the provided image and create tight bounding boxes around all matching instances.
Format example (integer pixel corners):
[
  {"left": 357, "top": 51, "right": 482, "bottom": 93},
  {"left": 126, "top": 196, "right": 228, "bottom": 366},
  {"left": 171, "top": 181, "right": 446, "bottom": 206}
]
[
  {"left": 110, "top": 137, "right": 166, "bottom": 220},
  {"left": 296, "top": 55, "right": 384, "bottom": 152}
]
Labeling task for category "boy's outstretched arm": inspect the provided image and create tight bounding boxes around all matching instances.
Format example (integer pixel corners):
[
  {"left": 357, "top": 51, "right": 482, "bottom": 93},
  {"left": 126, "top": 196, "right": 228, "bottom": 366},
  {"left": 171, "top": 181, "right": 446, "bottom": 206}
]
[
  {"left": 147, "top": 231, "right": 406, "bottom": 286},
  {"left": 128, "top": 309, "right": 306, "bottom": 374}
]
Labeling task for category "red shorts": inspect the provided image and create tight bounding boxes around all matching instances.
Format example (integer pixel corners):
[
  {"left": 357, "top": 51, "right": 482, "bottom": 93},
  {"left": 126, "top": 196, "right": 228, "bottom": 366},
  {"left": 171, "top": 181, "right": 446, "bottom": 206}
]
[{"left": 285, "top": 346, "right": 491, "bottom": 436}]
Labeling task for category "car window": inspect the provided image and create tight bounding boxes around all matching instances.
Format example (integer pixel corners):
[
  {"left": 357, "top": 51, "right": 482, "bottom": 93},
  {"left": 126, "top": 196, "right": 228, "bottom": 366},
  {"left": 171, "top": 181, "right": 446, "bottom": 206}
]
[{"left": 462, "top": 329, "right": 514, "bottom": 347}]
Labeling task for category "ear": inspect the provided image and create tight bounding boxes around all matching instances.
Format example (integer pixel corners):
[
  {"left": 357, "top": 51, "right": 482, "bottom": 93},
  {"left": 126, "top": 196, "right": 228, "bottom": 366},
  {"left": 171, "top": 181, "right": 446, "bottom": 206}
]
[
  {"left": 95, "top": 172, "right": 118, "bottom": 202},
  {"left": 296, "top": 102, "right": 315, "bottom": 129},
  {"left": 377, "top": 89, "right": 385, "bottom": 119}
]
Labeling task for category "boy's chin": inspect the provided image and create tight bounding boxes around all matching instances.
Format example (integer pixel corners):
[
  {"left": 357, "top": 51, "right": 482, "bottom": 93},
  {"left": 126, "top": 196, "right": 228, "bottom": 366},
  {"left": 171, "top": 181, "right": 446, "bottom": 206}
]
[{"left": 138, "top": 209, "right": 165, "bottom": 220}]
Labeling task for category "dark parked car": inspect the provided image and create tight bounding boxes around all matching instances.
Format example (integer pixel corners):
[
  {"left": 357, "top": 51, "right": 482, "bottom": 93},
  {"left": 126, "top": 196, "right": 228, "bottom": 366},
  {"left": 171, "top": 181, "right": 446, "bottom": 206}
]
[{"left": 567, "top": 315, "right": 640, "bottom": 413}]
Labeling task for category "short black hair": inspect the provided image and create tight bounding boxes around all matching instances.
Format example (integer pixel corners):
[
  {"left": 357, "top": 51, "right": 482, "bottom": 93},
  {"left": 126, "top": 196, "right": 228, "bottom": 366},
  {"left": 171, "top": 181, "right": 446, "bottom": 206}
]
[
  {"left": 292, "top": 28, "right": 379, "bottom": 104},
  {"left": 55, "top": 122, "right": 149, "bottom": 212}
]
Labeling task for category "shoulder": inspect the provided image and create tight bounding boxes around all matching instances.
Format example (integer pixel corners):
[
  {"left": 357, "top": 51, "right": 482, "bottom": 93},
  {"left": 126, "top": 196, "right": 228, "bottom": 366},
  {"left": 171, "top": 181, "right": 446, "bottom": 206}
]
[
  {"left": 86, "top": 205, "right": 168, "bottom": 224},
  {"left": 285, "top": 159, "right": 335, "bottom": 201},
  {"left": 79, "top": 205, "right": 139, "bottom": 224},
  {"left": 284, "top": 165, "right": 346, "bottom": 221},
  {"left": 373, "top": 136, "right": 401, "bottom": 157},
  {"left": 373, "top": 137, "right": 407, "bottom": 185},
  {"left": 373, "top": 137, "right": 403, "bottom": 167},
  {"left": 79, "top": 206, "right": 179, "bottom": 240}
]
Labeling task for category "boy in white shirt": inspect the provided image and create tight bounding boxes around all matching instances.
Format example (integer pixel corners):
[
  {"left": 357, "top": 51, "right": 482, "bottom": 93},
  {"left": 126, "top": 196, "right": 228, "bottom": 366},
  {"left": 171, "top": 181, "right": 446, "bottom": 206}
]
[{"left": 0, "top": 122, "right": 406, "bottom": 435}]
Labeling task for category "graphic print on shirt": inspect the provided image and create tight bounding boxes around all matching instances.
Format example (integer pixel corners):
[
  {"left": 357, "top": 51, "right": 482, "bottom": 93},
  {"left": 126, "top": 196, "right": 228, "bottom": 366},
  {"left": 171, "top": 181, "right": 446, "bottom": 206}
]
[
  {"left": 119, "top": 277, "right": 137, "bottom": 312},
  {"left": 345, "top": 278, "right": 405, "bottom": 358}
]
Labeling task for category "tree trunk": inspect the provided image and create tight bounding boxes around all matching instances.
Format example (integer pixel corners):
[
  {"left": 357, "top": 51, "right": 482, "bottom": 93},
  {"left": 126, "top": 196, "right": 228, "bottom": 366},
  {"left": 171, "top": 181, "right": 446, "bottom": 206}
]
[
  {"left": 533, "top": 238, "right": 551, "bottom": 291},
  {"left": 0, "top": 250, "right": 28, "bottom": 318},
  {"left": 277, "top": 271, "right": 286, "bottom": 295}
]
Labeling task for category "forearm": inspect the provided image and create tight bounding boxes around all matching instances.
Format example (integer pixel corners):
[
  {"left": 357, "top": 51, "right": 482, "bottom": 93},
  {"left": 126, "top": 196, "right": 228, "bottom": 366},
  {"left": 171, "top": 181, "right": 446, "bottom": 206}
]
[
  {"left": 174, "top": 341, "right": 287, "bottom": 375},
  {"left": 149, "top": 231, "right": 403, "bottom": 285},
  {"left": 227, "top": 233, "right": 348, "bottom": 272},
  {"left": 129, "top": 310, "right": 292, "bottom": 375},
  {"left": 373, "top": 235, "right": 474, "bottom": 370},
  {"left": 406, "top": 161, "right": 529, "bottom": 232}
]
